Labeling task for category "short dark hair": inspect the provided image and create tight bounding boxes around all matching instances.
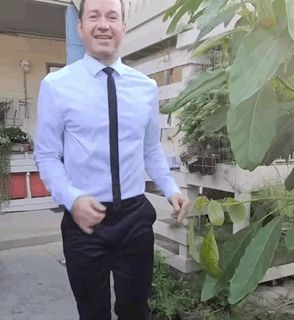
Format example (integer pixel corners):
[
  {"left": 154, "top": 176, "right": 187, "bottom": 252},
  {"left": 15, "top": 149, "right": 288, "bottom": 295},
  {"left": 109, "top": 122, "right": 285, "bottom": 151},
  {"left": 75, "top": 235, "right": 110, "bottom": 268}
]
[{"left": 79, "top": 0, "right": 125, "bottom": 22}]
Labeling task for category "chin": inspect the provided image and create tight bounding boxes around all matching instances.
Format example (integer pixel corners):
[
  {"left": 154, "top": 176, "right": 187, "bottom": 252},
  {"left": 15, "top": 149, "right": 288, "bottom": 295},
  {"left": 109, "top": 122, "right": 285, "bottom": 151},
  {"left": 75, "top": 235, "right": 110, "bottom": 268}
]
[{"left": 93, "top": 51, "right": 114, "bottom": 62}]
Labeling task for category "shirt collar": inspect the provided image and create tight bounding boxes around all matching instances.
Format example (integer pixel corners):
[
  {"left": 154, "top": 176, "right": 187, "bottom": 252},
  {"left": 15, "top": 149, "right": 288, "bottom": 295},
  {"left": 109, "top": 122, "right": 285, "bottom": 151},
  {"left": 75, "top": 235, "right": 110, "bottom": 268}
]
[{"left": 83, "top": 52, "right": 125, "bottom": 77}]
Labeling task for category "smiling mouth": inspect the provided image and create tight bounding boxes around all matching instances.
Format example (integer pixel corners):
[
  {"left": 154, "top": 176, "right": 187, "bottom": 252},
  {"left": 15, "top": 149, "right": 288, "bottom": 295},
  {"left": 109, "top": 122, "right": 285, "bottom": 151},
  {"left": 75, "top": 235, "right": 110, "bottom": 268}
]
[{"left": 94, "top": 35, "right": 112, "bottom": 40}]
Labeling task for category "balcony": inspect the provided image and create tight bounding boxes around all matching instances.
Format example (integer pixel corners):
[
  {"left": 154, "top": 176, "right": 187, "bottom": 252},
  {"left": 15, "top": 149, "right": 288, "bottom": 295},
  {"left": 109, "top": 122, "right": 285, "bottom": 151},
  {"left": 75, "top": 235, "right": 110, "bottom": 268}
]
[{"left": 0, "top": 0, "right": 67, "bottom": 38}]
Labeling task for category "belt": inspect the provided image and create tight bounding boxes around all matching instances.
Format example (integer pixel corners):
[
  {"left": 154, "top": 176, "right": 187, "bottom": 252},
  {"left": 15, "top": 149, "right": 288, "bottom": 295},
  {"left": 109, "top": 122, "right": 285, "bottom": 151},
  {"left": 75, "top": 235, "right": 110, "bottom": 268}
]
[{"left": 102, "top": 194, "right": 145, "bottom": 209}]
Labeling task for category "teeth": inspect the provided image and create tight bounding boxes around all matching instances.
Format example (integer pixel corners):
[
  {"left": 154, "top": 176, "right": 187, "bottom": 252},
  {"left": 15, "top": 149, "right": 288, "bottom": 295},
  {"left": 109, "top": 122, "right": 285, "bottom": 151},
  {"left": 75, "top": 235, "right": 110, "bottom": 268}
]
[{"left": 95, "top": 36, "right": 111, "bottom": 39}]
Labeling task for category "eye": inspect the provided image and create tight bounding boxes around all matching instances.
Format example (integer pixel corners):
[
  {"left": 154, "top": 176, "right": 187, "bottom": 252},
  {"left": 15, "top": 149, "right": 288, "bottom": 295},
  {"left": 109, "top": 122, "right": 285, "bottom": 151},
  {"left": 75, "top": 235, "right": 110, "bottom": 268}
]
[
  {"left": 109, "top": 15, "right": 118, "bottom": 20},
  {"left": 88, "top": 13, "right": 98, "bottom": 20}
]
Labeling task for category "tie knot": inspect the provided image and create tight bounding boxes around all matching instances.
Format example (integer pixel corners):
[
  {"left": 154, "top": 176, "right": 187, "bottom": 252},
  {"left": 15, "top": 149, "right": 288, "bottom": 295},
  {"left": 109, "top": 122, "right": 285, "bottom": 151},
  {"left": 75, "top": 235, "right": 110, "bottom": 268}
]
[{"left": 103, "top": 67, "right": 114, "bottom": 75}]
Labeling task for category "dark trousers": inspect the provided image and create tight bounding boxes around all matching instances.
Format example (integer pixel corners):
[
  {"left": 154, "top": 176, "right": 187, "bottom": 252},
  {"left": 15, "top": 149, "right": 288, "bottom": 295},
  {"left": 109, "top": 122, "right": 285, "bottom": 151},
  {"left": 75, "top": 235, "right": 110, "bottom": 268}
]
[{"left": 61, "top": 195, "right": 156, "bottom": 320}]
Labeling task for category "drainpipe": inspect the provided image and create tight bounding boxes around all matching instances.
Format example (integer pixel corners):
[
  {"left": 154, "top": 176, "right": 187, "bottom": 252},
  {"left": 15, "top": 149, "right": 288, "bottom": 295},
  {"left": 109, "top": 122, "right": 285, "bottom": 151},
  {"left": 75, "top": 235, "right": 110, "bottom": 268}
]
[{"left": 65, "top": 2, "right": 85, "bottom": 64}]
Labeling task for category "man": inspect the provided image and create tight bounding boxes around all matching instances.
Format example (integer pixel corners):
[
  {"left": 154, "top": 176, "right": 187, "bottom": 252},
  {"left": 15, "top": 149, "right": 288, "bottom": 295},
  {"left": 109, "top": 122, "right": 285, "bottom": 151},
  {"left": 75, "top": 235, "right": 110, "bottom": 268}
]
[{"left": 34, "top": 0, "right": 189, "bottom": 319}]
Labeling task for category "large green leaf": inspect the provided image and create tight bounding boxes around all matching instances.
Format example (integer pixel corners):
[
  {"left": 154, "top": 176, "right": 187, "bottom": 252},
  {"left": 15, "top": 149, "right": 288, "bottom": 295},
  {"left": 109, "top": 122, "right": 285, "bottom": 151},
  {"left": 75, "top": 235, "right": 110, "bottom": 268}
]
[
  {"left": 251, "top": 200, "right": 276, "bottom": 222},
  {"left": 163, "top": 0, "right": 185, "bottom": 22},
  {"left": 201, "top": 222, "right": 259, "bottom": 301},
  {"left": 188, "top": 217, "right": 199, "bottom": 262},
  {"left": 227, "top": 83, "right": 278, "bottom": 170},
  {"left": 195, "top": 0, "right": 240, "bottom": 41},
  {"left": 196, "top": 0, "right": 226, "bottom": 33},
  {"left": 164, "top": 0, "right": 203, "bottom": 34},
  {"left": 285, "top": 228, "right": 294, "bottom": 249},
  {"left": 229, "top": 216, "right": 284, "bottom": 304},
  {"left": 203, "top": 104, "right": 228, "bottom": 137},
  {"left": 194, "top": 195, "right": 209, "bottom": 211},
  {"left": 285, "top": 167, "right": 294, "bottom": 191},
  {"left": 207, "top": 200, "right": 225, "bottom": 226},
  {"left": 273, "top": 74, "right": 294, "bottom": 102},
  {"left": 201, "top": 274, "right": 221, "bottom": 302},
  {"left": 286, "top": 0, "right": 294, "bottom": 40},
  {"left": 262, "top": 113, "right": 294, "bottom": 165},
  {"left": 255, "top": 0, "right": 277, "bottom": 28},
  {"left": 273, "top": 0, "right": 288, "bottom": 32},
  {"left": 200, "top": 229, "right": 221, "bottom": 277},
  {"left": 193, "top": 27, "right": 249, "bottom": 57},
  {"left": 225, "top": 198, "right": 247, "bottom": 224},
  {"left": 229, "top": 27, "right": 290, "bottom": 107},
  {"left": 230, "top": 18, "right": 248, "bottom": 59},
  {"left": 160, "top": 68, "right": 226, "bottom": 114}
]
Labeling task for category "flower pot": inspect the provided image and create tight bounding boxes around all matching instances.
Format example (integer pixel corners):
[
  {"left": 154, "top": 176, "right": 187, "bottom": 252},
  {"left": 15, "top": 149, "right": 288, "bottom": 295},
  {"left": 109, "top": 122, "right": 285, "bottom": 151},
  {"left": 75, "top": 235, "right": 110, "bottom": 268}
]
[
  {"left": 30, "top": 173, "right": 50, "bottom": 197},
  {"left": 11, "top": 143, "right": 30, "bottom": 153},
  {"left": 9, "top": 173, "right": 27, "bottom": 199}
]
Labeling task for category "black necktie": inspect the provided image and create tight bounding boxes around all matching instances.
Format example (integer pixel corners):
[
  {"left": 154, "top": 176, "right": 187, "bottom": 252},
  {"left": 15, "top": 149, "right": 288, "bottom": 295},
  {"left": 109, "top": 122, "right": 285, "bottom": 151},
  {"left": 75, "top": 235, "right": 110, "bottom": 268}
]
[{"left": 103, "top": 67, "right": 121, "bottom": 209}]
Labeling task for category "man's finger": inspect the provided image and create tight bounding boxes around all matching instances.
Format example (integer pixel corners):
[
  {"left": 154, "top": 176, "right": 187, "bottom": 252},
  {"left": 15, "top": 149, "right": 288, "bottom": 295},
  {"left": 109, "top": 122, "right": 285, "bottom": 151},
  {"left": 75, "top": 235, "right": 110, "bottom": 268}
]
[
  {"left": 171, "top": 198, "right": 181, "bottom": 213},
  {"left": 177, "top": 200, "right": 189, "bottom": 222},
  {"left": 89, "top": 208, "right": 106, "bottom": 224},
  {"left": 82, "top": 225, "right": 94, "bottom": 235},
  {"left": 177, "top": 208, "right": 187, "bottom": 222},
  {"left": 91, "top": 199, "right": 106, "bottom": 212}
]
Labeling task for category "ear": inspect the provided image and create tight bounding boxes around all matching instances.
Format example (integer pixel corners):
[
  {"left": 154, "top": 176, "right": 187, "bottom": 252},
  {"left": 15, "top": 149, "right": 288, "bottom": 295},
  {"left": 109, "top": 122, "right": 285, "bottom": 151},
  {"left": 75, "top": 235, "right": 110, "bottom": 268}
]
[
  {"left": 77, "top": 19, "right": 82, "bottom": 38},
  {"left": 122, "top": 22, "right": 127, "bottom": 35}
]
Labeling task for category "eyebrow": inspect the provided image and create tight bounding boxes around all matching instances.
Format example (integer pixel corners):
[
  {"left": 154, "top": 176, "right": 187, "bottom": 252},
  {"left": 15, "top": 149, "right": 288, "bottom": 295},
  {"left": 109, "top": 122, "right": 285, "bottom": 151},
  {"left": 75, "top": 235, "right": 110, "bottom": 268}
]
[{"left": 87, "top": 9, "right": 120, "bottom": 16}]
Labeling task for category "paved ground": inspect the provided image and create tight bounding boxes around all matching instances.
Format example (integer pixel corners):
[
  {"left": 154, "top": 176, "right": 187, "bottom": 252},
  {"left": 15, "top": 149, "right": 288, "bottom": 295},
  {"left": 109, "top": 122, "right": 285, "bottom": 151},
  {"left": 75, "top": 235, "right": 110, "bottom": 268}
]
[
  {"left": 0, "top": 209, "right": 62, "bottom": 251},
  {"left": 0, "top": 209, "right": 117, "bottom": 320},
  {"left": 3, "top": 209, "right": 293, "bottom": 320},
  {"left": 0, "top": 242, "right": 77, "bottom": 320}
]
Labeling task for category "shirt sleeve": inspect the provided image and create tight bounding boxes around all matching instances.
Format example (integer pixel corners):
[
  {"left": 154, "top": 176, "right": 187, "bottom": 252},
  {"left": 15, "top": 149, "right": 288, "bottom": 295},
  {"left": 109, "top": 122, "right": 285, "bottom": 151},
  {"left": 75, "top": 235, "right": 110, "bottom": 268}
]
[
  {"left": 143, "top": 82, "right": 181, "bottom": 198},
  {"left": 33, "top": 79, "right": 84, "bottom": 211}
]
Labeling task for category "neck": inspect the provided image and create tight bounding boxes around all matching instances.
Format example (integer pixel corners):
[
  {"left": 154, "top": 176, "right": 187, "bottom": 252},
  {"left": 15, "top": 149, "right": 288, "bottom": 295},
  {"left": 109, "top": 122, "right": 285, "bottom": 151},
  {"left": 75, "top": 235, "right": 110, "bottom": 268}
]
[{"left": 91, "top": 53, "right": 119, "bottom": 66}]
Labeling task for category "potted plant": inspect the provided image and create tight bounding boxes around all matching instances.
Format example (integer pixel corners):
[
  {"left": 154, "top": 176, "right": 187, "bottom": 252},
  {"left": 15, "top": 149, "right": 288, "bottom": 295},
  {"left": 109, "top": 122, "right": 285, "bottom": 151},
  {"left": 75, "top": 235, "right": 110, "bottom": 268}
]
[
  {"left": 2, "top": 127, "right": 31, "bottom": 152},
  {"left": 29, "top": 172, "right": 50, "bottom": 198},
  {"left": 168, "top": 82, "right": 233, "bottom": 175},
  {"left": 0, "top": 127, "right": 30, "bottom": 200}
]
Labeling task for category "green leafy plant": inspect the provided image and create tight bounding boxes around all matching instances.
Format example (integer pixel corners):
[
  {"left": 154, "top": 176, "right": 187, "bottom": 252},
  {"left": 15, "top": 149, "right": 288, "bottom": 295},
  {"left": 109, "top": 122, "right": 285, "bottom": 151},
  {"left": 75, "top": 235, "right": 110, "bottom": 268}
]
[
  {"left": 150, "top": 252, "right": 193, "bottom": 319},
  {"left": 178, "top": 84, "right": 233, "bottom": 162},
  {"left": 187, "top": 192, "right": 294, "bottom": 305},
  {"left": 162, "top": 0, "right": 294, "bottom": 189},
  {"left": 0, "top": 126, "right": 28, "bottom": 205},
  {"left": 0, "top": 134, "right": 12, "bottom": 204},
  {"left": 150, "top": 251, "right": 230, "bottom": 319},
  {"left": 2, "top": 127, "right": 28, "bottom": 144},
  {"left": 0, "top": 100, "right": 11, "bottom": 126}
]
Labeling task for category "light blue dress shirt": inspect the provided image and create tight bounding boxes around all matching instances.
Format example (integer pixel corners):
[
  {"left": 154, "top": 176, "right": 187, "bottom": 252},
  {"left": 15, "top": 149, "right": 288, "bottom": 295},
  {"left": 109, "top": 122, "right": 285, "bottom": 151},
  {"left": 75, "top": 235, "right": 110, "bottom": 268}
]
[{"left": 34, "top": 53, "right": 180, "bottom": 211}]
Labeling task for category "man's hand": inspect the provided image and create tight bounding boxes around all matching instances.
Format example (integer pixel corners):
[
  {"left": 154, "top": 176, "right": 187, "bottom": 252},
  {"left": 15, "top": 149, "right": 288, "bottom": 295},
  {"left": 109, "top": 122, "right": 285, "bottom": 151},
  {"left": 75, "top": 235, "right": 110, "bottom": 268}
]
[
  {"left": 71, "top": 196, "right": 106, "bottom": 234},
  {"left": 168, "top": 193, "right": 190, "bottom": 222}
]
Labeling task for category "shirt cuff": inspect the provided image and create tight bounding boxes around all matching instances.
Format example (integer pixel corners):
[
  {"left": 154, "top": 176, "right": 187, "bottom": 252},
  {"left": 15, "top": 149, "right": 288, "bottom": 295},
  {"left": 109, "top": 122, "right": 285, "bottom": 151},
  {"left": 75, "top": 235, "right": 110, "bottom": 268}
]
[
  {"left": 161, "top": 181, "right": 181, "bottom": 199},
  {"left": 62, "top": 187, "right": 85, "bottom": 213}
]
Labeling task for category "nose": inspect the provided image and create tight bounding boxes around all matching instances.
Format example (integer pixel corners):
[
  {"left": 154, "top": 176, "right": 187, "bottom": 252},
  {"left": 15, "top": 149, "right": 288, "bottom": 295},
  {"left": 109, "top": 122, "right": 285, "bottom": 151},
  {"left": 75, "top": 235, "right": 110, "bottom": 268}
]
[{"left": 95, "top": 17, "right": 110, "bottom": 31}]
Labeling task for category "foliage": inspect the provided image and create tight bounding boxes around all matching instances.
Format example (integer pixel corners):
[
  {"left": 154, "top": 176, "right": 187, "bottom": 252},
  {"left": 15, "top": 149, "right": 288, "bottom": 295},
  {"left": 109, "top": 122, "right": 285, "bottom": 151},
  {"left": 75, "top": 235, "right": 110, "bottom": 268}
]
[
  {"left": 0, "top": 134, "right": 12, "bottom": 204},
  {"left": 0, "top": 99, "right": 11, "bottom": 127},
  {"left": 149, "top": 252, "right": 196, "bottom": 319},
  {"left": 187, "top": 192, "right": 294, "bottom": 305},
  {"left": 176, "top": 84, "right": 233, "bottom": 161},
  {"left": 163, "top": 0, "right": 294, "bottom": 308},
  {"left": 1, "top": 127, "right": 28, "bottom": 144},
  {"left": 252, "top": 185, "right": 294, "bottom": 221},
  {"left": 149, "top": 252, "right": 230, "bottom": 319},
  {"left": 228, "top": 215, "right": 284, "bottom": 304},
  {"left": 252, "top": 185, "right": 294, "bottom": 250},
  {"left": 0, "top": 126, "right": 28, "bottom": 204},
  {"left": 163, "top": 0, "right": 294, "bottom": 189}
]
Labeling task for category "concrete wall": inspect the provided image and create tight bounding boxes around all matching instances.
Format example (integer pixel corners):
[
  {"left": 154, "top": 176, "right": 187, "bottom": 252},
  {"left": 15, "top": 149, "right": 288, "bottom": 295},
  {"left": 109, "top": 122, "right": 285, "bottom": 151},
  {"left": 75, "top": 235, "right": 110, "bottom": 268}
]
[{"left": 0, "top": 34, "right": 66, "bottom": 139}]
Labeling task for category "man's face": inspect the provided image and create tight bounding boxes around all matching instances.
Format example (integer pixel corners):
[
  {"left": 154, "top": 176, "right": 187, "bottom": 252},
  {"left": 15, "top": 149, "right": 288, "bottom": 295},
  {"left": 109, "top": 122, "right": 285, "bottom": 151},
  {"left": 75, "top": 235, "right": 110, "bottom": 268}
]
[{"left": 78, "top": 0, "right": 126, "bottom": 64}]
